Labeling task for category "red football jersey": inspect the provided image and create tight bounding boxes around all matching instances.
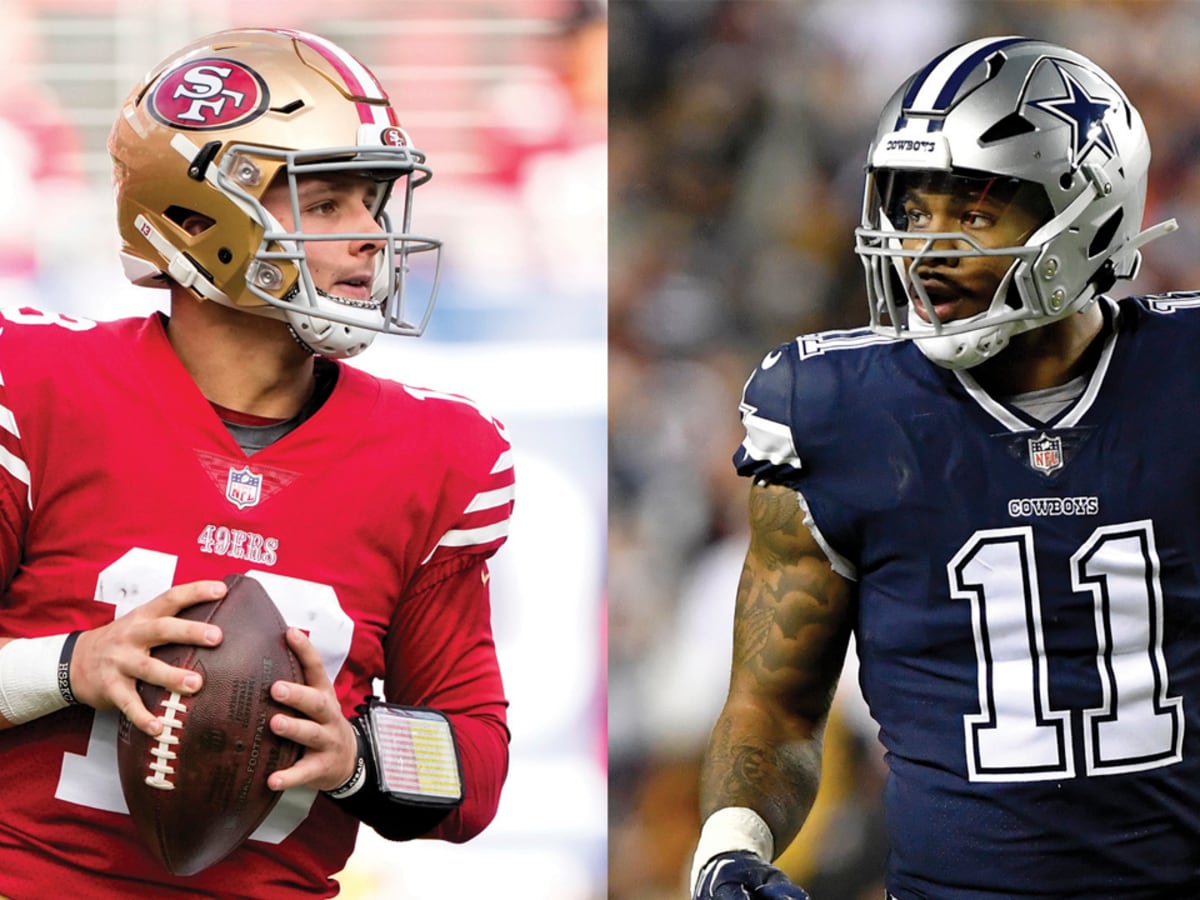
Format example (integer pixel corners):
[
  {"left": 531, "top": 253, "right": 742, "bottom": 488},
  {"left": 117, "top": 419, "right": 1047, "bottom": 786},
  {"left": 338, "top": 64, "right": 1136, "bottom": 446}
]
[{"left": 0, "top": 308, "right": 514, "bottom": 898}]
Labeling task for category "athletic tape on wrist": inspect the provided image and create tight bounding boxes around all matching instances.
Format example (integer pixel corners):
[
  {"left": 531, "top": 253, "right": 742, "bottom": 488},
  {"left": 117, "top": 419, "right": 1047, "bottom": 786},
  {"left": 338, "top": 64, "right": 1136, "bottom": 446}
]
[
  {"left": 689, "top": 806, "right": 776, "bottom": 893},
  {"left": 0, "top": 633, "right": 75, "bottom": 724}
]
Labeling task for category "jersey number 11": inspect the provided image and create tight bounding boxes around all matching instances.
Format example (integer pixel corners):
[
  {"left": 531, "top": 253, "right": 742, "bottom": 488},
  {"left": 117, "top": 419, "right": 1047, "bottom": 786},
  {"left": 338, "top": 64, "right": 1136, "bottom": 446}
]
[{"left": 951, "top": 520, "right": 1183, "bottom": 782}]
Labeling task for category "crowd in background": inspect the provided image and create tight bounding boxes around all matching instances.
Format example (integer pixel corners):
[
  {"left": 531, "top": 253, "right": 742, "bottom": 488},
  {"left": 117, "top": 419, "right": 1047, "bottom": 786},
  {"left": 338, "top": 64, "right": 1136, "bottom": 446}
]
[{"left": 608, "top": 2, "right": 1200, "bottom": 898}]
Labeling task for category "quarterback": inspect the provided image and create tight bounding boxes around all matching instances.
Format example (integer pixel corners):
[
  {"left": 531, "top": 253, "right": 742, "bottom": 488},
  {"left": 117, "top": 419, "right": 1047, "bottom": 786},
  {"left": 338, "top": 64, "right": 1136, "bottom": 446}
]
[
  {"left": 0, "top": 28, "right": 514, "bottom": 898},
  {"left": 692, "top": 37, "right": 1200, "bottom": 899}
]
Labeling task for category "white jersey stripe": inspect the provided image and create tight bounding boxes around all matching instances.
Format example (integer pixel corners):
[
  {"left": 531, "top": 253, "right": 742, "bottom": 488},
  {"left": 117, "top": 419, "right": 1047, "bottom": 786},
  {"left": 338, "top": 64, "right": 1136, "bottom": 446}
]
[
  {"left": 420, "top": 518, "right": 512, "bottom": 566},
  {"left": 439, "top": 521, "right": 510, "bottom": 548},
  {"left": 465, "top": 485, "right": 515, "bottom": 513},
  {"left": 0, "top": 403, "right": 19, "bottom": 440},
  {"left": 491, "top": 449, "right": 514, "bottom": 475},
  {"left": 0, "top": 445, "right": 30, "bottom": 487}
]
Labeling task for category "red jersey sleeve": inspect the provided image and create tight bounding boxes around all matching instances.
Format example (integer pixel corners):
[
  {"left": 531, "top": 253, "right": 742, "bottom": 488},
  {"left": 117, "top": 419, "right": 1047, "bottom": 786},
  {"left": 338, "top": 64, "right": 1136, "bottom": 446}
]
[
  {"left": 0, "top": 319, "right": 39, "bottom": 587},
  {"left": 382, "top": 389, "right": 514, "bottom": 841}
]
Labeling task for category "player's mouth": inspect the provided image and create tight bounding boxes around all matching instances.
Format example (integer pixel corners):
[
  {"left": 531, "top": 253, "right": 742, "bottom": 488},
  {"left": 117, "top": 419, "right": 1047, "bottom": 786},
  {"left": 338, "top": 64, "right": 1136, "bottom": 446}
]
[
  {"left": 910, "top": 273, "right": 970, "bottom": 323},
  {"left": 329, "top": 273, "right": 375, "bottom": 304}
]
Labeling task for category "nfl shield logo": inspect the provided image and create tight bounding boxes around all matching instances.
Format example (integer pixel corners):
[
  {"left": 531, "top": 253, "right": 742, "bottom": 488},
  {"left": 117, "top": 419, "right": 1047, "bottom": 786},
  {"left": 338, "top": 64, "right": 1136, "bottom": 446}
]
[
  {"left": 225, "top": 465, "right": 263, "bottom": 509},
  {"left": 1028, "top": 433, "right": 1064, "bottom": 475}
]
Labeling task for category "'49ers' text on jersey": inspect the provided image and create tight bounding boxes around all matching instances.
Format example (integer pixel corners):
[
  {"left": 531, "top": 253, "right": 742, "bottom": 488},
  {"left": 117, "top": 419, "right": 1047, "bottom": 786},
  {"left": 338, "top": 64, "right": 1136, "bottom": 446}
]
[{"left": 0, "top": 308, "right": 515, "bottom": 899}]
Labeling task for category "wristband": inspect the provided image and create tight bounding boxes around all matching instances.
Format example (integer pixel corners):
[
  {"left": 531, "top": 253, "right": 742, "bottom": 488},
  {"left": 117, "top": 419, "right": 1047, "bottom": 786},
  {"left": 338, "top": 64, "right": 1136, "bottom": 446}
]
[
  {"left": 0, "top": 633, "right": 78, "bottom": 724},
  {"left": 57, "top": 631, "right": 82, "bottom": 706},
  {"left": 326, "top": 720, "right": 369, "bottom": 799},
  {"left": 690, "top": 807, "right": 776, "bottom": 893}
]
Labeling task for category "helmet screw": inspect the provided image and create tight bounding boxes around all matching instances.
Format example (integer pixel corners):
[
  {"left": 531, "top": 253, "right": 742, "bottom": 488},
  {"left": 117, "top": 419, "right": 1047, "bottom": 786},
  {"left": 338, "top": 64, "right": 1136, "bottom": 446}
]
[
  {"left": 255, "top": 264, "right": 281, "bottom": 288},
  {"left": 1048, "top": 289, "right": 1066, "bottom": 311},
  {"left": 1041, "top": 258, "right": 1059, "bottom": 280},
  {"left": 230, "top": 154, "right": 262, "bottom": 187}
]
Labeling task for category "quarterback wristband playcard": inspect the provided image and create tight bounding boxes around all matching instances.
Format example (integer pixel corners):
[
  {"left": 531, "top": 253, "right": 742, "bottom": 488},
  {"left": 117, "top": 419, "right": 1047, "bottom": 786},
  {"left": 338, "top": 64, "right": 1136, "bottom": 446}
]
[{"left": 363, "top": 700, "right": 463, "bottom": 806}]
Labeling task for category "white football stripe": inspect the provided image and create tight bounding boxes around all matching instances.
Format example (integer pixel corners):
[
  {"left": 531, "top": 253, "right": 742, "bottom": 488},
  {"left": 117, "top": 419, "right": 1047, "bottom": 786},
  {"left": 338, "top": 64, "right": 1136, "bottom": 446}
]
[
  {"left": 0, "top": 403, "right": 19, "bottom": 439},
  {"left": 437, "top": 520, "right": 510, "bottom": 549},
  {"left": 491, "top": 449, "right": 514, "bottom": 475},
  {"left": 465, "top": 485, "right": 515, "bottom": 513},
  {"left": 0, "top": 445, "right": 29, "bottom": 486}
]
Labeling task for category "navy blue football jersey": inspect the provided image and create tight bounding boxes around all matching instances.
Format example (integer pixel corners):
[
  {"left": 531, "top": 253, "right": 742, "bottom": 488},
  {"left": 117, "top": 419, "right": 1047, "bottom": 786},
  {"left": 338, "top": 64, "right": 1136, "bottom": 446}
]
[{"left": 734, "top": 295, "right": 1200, "bottom": 899}]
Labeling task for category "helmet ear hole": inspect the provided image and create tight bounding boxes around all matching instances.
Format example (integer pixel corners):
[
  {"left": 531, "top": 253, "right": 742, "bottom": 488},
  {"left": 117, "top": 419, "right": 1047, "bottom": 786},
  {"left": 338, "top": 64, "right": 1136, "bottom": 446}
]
[
  {"left": 1059, "top": 172, "right": 1074, "bottom": 190},
  {"left": 164, "top": 206, "right": 215, "bottom": 237},
  {"left": 1090, "top": 209, "right": 1124, "bottom": 258}
]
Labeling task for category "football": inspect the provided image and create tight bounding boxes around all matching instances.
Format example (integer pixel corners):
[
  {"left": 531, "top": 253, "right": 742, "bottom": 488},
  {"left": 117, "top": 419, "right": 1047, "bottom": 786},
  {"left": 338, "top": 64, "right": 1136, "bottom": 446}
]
[{"left": 117, "top": 573, "right": 304, "bottom": 876}]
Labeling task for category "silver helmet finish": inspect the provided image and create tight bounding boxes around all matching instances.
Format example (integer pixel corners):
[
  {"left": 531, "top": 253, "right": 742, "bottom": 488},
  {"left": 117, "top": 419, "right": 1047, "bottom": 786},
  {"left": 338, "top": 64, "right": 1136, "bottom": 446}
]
[{"left": 854, "top": 36, "right": 1176, "bottom": 368}]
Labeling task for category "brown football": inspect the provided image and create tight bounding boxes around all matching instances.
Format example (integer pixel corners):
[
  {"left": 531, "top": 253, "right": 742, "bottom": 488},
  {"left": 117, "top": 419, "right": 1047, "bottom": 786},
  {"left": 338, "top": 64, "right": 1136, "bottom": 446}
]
[{"left": 117, "top": 573, "right": 304, "bottom": 876}]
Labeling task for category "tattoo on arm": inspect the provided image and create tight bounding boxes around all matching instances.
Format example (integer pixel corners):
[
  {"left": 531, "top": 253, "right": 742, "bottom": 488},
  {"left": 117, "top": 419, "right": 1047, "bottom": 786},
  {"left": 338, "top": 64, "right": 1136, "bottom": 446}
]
[
  {"left": 699, "top": 483, "right": 854, "bottom": 845},
  {"left": 737, "top": 485, "right": 847, "bottom": 699}
]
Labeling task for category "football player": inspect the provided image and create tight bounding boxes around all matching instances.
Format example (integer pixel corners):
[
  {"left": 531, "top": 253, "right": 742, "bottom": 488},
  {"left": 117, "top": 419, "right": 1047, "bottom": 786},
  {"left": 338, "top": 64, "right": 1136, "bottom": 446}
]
[
  {"left": 0, "top": 28, "right": 514, "bottom": 897},
  {"left": 692, "top": 37, "right": 1200, "bottom": 899}
]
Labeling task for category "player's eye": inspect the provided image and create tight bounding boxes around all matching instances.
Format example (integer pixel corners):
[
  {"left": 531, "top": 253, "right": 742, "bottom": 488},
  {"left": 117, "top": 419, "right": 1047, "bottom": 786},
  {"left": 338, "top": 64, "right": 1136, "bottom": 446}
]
[{"left": 904, "top": 208, "right": 931, "bottom": 230}]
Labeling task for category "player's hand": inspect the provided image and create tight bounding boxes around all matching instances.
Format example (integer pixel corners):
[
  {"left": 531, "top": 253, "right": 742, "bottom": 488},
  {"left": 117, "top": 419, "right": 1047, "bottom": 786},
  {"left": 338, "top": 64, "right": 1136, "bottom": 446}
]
[
  {"left": 70, "top": 579, "right": 228, "bottom": 737},
  {"left": 693, "top": 851, "right": 811, "bottom": 900},
  {"left": 266, "top": 627, "right": 358, "bottom": 792}
]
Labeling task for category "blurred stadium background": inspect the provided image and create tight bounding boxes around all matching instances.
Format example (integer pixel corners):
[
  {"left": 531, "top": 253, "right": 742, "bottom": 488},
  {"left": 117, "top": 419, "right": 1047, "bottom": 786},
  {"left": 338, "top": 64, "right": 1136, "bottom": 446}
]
[
  {"left": 608, "top": 2, "right": 1200, "bottom": 898},
  {"left": 1, "top": 1, "right": 605, "bottom": 898}
]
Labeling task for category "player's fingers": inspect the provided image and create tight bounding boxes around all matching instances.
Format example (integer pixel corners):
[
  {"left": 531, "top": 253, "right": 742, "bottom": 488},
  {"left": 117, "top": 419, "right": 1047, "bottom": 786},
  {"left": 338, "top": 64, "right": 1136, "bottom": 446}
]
[
  {"left": 270, "top": 680, "right": 336, "bottom": 722},
  {"left": 113, "top": 685, "right": 163, "bottom": 737},
  {"left": 284, "top": 627, "right": 329, "bottom": 688},
  {"left": 147, "top": 580, "right": 228, "bottom": 616},
  {"left": 264, "top": 734, "right": 352, "bottom": 793},
  {"left": 130, "top": 657, "right": 204, "bottom": 696},
  {"left": 266, "top": 755, "right": 318, "bottom": 792},
  {"left": 136, "top": 614, "right": 224, "bottom": 651},
  {"left": 269, "top": 711, "right": 326, "bottom": 748}
]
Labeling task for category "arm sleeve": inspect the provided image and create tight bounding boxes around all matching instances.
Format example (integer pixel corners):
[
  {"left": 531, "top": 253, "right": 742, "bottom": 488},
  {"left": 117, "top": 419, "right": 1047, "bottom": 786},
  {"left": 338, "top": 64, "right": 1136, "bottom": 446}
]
[
  {"left": 380, "top": 553, "right": 510, "bottom": 842},
  {"left": 346, "top": 396, "right": 514, "bottom": 841}
]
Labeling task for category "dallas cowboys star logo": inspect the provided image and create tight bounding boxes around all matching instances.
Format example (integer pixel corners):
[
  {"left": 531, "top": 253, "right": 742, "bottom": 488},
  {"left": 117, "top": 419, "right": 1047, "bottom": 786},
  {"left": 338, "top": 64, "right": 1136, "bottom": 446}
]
[{"left": 1028, "top": 63, "right": 1117, "bottom": 167}]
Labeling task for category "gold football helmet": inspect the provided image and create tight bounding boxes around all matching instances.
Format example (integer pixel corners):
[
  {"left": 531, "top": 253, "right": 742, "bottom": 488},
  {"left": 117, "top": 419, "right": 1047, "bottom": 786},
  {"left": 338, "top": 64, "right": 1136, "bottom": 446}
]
[{"left": 109, "top": 27, "right": 442, "bottom": 358}]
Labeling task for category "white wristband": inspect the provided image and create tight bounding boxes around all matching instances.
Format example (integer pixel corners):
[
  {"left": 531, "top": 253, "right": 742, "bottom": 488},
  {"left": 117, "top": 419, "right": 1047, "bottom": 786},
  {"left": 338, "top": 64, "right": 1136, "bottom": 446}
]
[
  {"left": 0, "top": 634, "right": 72, "bottom": 724},
  {"left": 690, "top": 806, "right": 776, "bottom": 893}
]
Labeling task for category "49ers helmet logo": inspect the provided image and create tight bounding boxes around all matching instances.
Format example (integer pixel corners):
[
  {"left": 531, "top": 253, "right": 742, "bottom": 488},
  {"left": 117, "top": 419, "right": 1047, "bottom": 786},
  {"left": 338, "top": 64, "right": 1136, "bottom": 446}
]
[{"left": 149, "top": 58, "right": 269, "bottom": 130}]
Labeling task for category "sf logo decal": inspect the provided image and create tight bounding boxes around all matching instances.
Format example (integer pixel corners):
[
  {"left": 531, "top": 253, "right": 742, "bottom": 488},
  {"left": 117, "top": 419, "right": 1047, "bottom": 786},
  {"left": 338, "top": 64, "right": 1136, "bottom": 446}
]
[{"left": 150, "top": 58, "right": 270, "bottom": 130}]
